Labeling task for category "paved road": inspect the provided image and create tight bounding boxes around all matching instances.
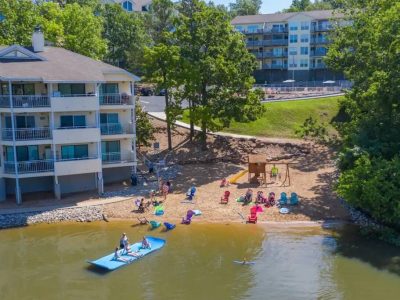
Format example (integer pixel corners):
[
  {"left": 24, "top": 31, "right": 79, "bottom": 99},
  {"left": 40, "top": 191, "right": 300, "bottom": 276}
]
[{"left": 139, "top": 96, "right": 188, "bottom": 112}]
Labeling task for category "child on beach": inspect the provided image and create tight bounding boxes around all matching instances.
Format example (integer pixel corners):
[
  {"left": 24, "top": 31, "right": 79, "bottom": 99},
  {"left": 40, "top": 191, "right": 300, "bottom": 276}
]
[{"left": 220, "top": 178, "right": 230, "bottom": 187}]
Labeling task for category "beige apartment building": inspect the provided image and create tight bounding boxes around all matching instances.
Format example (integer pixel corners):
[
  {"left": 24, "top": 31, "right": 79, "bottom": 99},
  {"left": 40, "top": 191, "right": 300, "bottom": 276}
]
[
  {"left": 232, "top": 10, "right": 348, "bottom": 84},
  {"left": 0, "top": 28, "right": 138, "bottom": 204}
]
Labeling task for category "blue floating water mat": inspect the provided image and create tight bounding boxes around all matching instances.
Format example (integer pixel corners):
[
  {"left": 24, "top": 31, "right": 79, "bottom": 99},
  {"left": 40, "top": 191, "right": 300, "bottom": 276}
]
[
  {"left": 233, "top": 260, "right": 256, "bottom": 265},
  {"left": 88, "top": 236, "right": 166, "bottom": 271}
]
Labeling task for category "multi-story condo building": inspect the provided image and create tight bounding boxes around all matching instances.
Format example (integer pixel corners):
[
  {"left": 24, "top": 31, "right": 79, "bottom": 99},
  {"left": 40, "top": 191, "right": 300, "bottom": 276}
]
[
  {"left": 103, "top": 0, "right": 152, "bottom": 12},
  {"left": 0, "top": 28, "right": 138, "bottom": 204},
  {"left": 232, "top": 10, "right": 347, "bottom": 84}
]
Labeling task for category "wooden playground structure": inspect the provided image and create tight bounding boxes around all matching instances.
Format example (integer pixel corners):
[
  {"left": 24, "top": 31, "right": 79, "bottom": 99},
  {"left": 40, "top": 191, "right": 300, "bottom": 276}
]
[{"left": 247, "top": 154, "right": 294, "bottom": 187}]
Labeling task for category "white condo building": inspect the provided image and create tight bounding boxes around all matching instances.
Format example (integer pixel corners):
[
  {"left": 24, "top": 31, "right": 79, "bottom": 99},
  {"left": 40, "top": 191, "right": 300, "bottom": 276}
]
[{"left": 0, "top": 28, "right": 139, "bottom": 204}]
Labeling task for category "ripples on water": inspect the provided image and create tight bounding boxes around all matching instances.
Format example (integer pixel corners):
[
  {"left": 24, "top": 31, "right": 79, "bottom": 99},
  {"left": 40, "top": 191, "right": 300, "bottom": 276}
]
[{"left": 0, "top": 223, "right": 399, "bottom": 300}]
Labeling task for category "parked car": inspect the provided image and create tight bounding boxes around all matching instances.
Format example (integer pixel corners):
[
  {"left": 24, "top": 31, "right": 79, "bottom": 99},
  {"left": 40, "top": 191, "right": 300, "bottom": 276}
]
[
  {"left": 139, "top": 87, "right": 154, "bottom": 96},
  {"left": 156, "top": 89, "right": 166, "bottom": 96}
]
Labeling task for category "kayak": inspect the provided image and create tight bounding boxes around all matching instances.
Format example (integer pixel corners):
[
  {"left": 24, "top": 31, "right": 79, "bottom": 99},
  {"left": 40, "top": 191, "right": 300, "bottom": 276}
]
[
  {"left": 233, "top": 260, "right": 256, "bottom": 265},
  {"left": 88, "top": 236, "right": 166, "bottom": 271}
]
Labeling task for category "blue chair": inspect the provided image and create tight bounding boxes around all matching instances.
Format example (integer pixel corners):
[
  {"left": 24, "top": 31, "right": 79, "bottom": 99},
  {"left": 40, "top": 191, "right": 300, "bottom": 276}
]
[
  {"left": 279, "top": 192, "right": 288, "bottom": 205},
  {"left": 186, "top": 186, "right": 196, "bottom": 200},
  {"left": 290, "top": 192, "right": 299, "bottom": 205},
  {"left": 163, "top": 222, "right": 176, "bottom": 231},
  {"left": 149, "top": 220, "right": 161, "bottom": 229}
]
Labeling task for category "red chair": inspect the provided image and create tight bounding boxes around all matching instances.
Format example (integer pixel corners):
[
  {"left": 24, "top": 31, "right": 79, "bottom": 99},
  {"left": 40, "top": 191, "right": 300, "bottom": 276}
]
[
  {"left": 247, "top": 206, "right": 258, "bottom": 224},
  {"left": 220, "top": 191, "right": 230, "bottom": 204}
]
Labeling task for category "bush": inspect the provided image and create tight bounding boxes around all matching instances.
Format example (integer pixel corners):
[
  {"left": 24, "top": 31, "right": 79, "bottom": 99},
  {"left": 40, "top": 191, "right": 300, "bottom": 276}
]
[{"left": 337, "top": 155, "right": 400, "bottom": 228}]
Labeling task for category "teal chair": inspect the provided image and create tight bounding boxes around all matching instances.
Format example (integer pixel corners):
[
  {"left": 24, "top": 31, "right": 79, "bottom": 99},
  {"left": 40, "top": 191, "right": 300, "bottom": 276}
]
[
  {"left": 149, "top": 221, "right": 161, "bottom": 229},
  {"left": 290, "top": 192, "right": 299, "bottom": 205},
  {"left": 279, "top": 192, "right": 288, "bottom": 205}
]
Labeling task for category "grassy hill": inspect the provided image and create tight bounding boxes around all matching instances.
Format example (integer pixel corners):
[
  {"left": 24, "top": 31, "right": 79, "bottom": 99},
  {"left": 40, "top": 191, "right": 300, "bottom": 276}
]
[{"left": 179, "top": 96, "right": 343, "bottom": 138}]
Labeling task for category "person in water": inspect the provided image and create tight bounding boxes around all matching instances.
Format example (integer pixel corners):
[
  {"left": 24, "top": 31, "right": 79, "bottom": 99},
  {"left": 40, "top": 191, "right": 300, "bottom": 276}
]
[
  {"left": 114, "top": 247, "right": 130, "bottom": 262},
  {"left": 141, "top": 236, "right": 151, "bottom": 249},
  {"left": 120, "top": 233, "right": 128, "bottom": 249}
]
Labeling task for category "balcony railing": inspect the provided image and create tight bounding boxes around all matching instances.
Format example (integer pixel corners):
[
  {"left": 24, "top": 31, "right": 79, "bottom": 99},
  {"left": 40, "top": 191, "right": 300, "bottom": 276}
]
[
  {"left": 312, "top": 25, "right": 333, "bottom": 32},
  {"left": 99, "top": 94, "right": 132, "bottom": 105},
  {"left": 262, "top": 64, "right": 288, "bottom": 70},
  {"left": 2, "top": 128, "right": 52, "bottom": 141},
  {"left": 311, "top": 63, "right": 327, "bottom": 69},
  {"left": 100, "top": 123, "right": 133, "bottom": 135},
  {"left": 311, "top": 38, "right": 329, "bottom": 44},
  {"left": 4, "top": 160, "right": 54, "bottom": 174},
  {"left": 263, "top": 40, "right": 289, "bottom": 46},
  {"left": 246, "top": 40, "right": 263, "bottom": 47},
  {"left": 56, "top": 155, "right": 98, "bottom": 162},
  {"left": 102, "top": 152, "right": 133, "bottom": 164},
  {"left": 310, "top": 50, "right": 328, "bottom": 56},
  {"left": 57, "top": 125, "right": 97, "bottom": 130},
  {"left": 0, "top": 95, "right": 50, "bottom": 108}
]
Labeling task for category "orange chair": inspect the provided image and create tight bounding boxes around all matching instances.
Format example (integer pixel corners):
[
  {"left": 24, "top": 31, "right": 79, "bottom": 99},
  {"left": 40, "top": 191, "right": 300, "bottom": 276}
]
[
  {"left": 220, "top": 191, "right": 230, "bottom": 204},
  {"left": 247, "top": 206, "right": 258, "bottom": 224}
]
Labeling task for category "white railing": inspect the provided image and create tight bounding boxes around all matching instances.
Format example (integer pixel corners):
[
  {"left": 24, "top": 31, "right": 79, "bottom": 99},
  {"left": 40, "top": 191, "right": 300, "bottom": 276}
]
[
  {"left": 99, "top": 94, "right": 132, "bottom": 105},
  {"left": 56, "top": 155, "right": 98, "bottom": 162},
  {"left": 2, "top": 128, "right": 51, "bottom": 141},
  {"left": 4, "top": 160, "right": 54, "bottom": 174},
  {"left": 100, "top": 123, "right": 133, "bottom": 135},
  {"left": 56, "top": 125, "right": 97, "bottom": 130},
  {"left": 102, "top": 152, "right": 134, "bottom": 164},
  {"left": 0, "top": 95, "right": 50, "bottom": 108},
  {"left": 56, "top": 94, "right": 96, "bottom": 98}
]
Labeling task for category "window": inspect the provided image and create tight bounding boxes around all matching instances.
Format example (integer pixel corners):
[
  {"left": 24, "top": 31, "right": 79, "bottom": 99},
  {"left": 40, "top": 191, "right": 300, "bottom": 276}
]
[
  {"left": 12, "top": 84, "right": 34, "bottom": 95},
  {"left": 289, "top": 35, "right": 298, "bottom": 43},
  {"left": 289, "top": 59, "right": 297, "bottom": 68},
  {"left": 248, "top": 25, "right": 258, "bottom": 33},
  {"left": 300, "top": 34, "right": 309, "bottom": 43},
  {"left": 289, "top": 22, "right": 298, "bottom": 31},
  {"left": 60, "top": 115, "right": 86, "bottom": 128},
  {"left": 0, "top": 13, "right": 5, "bottom": 22},
  {"left": 289, "top": 47, "right": 297, "bottom": 55},
  {"left": 300, "top": 47, "right": 309, "bottom": 55},
  {"left": 122, "top": 1, "right": 134, "bottom": 12},
  {"left": 61, "top": 145, "right": 89, "bottom": 160},
  {"left": 6, "top": 146, "right": 38, "bottom": 162},
  {"left": 5, "top": 116, "right": 35, "bottom": 128},
  {"left": 300, "top": 59, "right": 309, "bottom": 67},
  {"left": 101, "top": 83, "right": 119, "bottom": 95},
  {"left": 102, "top": 141, "right": 121, "bottom": 161},
  {"left": 301, "top": 21, "right": 309, "bottom": 30},
  {"left": 58, "top": 84, "right": 85, "bottom": 96},
  {"left": 272, "top": 24, "right": 285, "bottom": 32},
  {"left": 100, "top": 113, "right": 119, "bottom": 124},
  {"left": 273, "top": 48, "right": 282, "bottom": 56}
]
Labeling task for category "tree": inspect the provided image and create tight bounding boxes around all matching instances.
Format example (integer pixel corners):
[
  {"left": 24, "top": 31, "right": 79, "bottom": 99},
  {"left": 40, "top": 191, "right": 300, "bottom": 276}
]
[
  {"left": 135, "top": 97, "right": 155, "bottom": 147},
  {"left": 143, "top": 0, "right": 178, "bottom": 151},
  {"left": 326, "top": 0, "right": 400, "bottom": 226},
  {"left": 284, "top": 0, "right": 312, "bottom": 12},
  {"left": 0, "top": 0, "right": 41, "bottom": 46},
  {"left": 175, "top": 0, "right": 264, "bottom": 148},
  {"left": 102, "top": 3, "right": 147, "bottom": 71},
  {"left": 229, "top": 0, "right": 262, "bottom": 17},
  {"left": 283, "top": 0, "right": 337, "bottom": 12}
]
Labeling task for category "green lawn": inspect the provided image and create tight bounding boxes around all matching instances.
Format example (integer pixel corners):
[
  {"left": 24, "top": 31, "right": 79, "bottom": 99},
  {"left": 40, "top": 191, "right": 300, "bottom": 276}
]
[{"left": 180, "top": 96, "right": 342, "bottom": 138}]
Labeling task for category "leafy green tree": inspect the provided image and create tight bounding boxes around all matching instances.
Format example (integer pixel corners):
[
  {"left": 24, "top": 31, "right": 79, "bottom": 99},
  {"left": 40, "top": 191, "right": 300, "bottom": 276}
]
[
  {"left": 229, "top": 0, "right": 262, "bottom": 17},
  {"left": 283, "top": 0, "right": 339, "bottom": 12},
  {"left": 284, "top": 0, "right": 312, "bottom": 12},
  {"left": 0, "top": 0, "right": 41, "bottom": 46},
  {"left": 60, "top": 3, "right": 107, "bottom": 59},
  {"left": 102, "top": 3, "right": 147, "bottom": 71},
  {"left": 175, "top": 0, "right": 264, "bottom": 148},
  {"left": 135, "top": 97, "right": 155, "bottom": 147},
  {"left": 143, "top": 0, "right": 179, "bottom": 151},
  {"left": 326, "top": 0, "right": 400, "bottom": 226}
]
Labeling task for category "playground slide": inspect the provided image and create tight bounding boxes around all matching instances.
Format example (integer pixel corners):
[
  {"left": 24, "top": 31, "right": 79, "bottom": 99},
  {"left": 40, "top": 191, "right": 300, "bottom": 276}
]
[{"left": 228, "top": 170, "right": 248, "bottom": 184}]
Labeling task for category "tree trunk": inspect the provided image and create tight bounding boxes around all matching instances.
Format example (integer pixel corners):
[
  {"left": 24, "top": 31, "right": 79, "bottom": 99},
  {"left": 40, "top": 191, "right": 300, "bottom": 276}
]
[
  {"left": 165, "top": 89, "right": 172, "bottom": 151},
  {"left": 188, "top": 99, "right": 194, "bottom": 141},
  {"left": 200, "top": 119, "right": 207, "bottom": 150}
]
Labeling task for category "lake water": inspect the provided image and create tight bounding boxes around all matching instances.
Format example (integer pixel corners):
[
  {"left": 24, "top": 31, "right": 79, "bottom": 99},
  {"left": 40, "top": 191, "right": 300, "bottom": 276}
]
[{"left": 0, "top": 222, "right": 399, "bottom": 300}]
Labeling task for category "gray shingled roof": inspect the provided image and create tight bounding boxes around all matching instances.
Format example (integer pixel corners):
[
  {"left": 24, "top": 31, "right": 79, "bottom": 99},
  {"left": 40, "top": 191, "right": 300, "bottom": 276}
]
[
  {"left": 0, "top": 46, "right": 139, "bottom": 82},
  {"left": 231, "top": 10, "right": 344, "bottom": 25}
]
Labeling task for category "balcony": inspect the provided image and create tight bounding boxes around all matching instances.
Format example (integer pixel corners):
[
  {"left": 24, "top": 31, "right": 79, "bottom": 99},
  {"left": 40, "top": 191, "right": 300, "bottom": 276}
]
[
  {"left": 99, "top": 94, "right": 133, "bottom": 106},
  {"left": 262, "top": 64, "right": 288, "bottom": 70},
  {"left": 1, "top": 128, "right": 52, "bottom": 141},
  {"left": 4, "top": 160, "right": 54, "bottom": 174},
  {"left": 53, "top": 126, "right": 100, "bottom": 144},
  {"left": 311, "top": 63, "right": 327, "bottom": 69},
  {"left": 0, "top": 95, "right": 50, "bottom": 108},
  {"left": 311, "top": 25, "right": 333, "bottom": 32},
  {"left": 263, "top": 40, "right": 289, "bottom": 46},
  {"left": 310, "top": 50, "right": 328, "bottom": 57},
  {"left": 102, "top": 152, "right": 135, "bottom": 168},
  {"left": 311, "top": 38, "right": 329, "bottom": 44},
  {"left": 100, "top": 123, "right": 133, "bottom": 135},
  {"left": 246, "top": 40, "right": 263, "bottom": 47},
  {"left": 55, "top": 156, "right": 101, "bottom": 176},
  {"left": 51, "top": 94, "right": 98, "bottom": 112}
]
